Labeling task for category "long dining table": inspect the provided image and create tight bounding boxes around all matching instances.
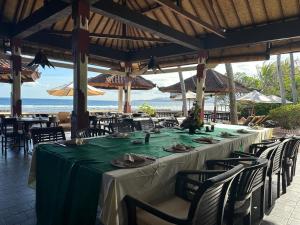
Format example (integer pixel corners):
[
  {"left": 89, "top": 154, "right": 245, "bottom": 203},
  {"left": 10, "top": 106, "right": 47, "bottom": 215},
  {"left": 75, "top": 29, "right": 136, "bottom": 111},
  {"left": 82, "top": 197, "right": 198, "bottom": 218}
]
[{"left": 28, "top": 124, "right": 272, "bottom": 225}]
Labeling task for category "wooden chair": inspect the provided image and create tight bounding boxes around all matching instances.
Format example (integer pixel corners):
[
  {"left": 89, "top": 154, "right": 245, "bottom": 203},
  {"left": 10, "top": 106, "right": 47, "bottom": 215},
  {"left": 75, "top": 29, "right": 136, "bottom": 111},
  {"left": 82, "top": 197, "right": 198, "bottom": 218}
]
[
  {"left": 134, "top": 119, "right": 155, "bottom": 131},
  {"left": 124, "top": 164, "right": 244, "bottom": 225},
  {"left": 109, "top": 121, "right": 134, "bottom": 133},
  {"left": 243, "top": 116, "right": 254, "bottom": 126},
  {"left": 31, "top": 126, "right": 66, "bottom": 145},
  {"left": 0, "top": 118, "right": 27, "bottom": 155},
  {"left": 206, "top": 158, "right": 268, "bottom": 225},
  {"left": 76, "top": 128, "right": 110, "bottom": 138}
]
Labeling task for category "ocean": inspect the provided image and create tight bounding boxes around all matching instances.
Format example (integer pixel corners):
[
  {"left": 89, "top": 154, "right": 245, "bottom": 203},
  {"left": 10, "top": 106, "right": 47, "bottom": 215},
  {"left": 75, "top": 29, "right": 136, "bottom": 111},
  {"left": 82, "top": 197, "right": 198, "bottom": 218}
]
[{"left": 0, "top": 97, "right": 217, "bottom": 113}]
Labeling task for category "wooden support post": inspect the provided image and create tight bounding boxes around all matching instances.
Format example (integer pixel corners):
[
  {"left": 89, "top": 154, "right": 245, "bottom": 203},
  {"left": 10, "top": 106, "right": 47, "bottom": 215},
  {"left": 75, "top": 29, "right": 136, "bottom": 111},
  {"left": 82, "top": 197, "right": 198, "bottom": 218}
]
[
  {"left": 118, "top": 86, "right": 124, "bottom": 113},
  {"left": 10, "top": 38, "right": 22, "bottom": 116},
  {"left": 123, "top": 63, "right": 132, "bottom": 113},
  {"left": 71, "top": 0, "right": 90, "bottom": 137},
  {"left": 178, "top": 67, "right": 187, "bottom": 117},
  {"left": 195, "top": 53, "right": 208, "bottom": 121}
]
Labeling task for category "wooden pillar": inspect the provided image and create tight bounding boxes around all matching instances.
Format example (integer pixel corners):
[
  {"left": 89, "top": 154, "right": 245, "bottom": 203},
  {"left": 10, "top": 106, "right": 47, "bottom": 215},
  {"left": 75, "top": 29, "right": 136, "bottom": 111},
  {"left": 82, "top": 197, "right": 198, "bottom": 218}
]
[
  {"left": 10, "top": 38, "right": 22, "bottom": 116},
  {"left": 118, "top": 86, "right": 124, "bottom": 113},
  {"left": 71, "top": 0, "right": 90, "bottom": 137},
  {"left": 178, "top": 67, "right": 188, "bottom": 117},
  {"left": 123, "top": 63, "right": 132, "bottom": 113},
  {"left": 195, "top": 52, "right": 208, "bottom": 121}
]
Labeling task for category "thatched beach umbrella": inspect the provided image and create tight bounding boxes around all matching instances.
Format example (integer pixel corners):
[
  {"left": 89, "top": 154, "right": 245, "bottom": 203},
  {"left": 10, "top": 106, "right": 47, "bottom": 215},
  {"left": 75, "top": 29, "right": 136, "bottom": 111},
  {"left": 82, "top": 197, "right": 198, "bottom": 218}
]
[
  {"left": 88, "top": 74, "right": 155, "bottom": 113},
  {"left": 159, "top": 69, "right": 249, "bottom": 94},
  {"left": 159, "top": 69, "right": 249, "bottom": 120},
  {"left": 0, "top": 58, "right": 40, "bottom": 83}
]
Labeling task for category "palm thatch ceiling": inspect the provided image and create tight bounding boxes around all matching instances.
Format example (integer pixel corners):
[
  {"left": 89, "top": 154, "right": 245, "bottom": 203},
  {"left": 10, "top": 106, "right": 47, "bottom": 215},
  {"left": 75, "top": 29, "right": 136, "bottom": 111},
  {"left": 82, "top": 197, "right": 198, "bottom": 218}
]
[{"left": 1, "top": 0, "right": 300, "bottom": 69}]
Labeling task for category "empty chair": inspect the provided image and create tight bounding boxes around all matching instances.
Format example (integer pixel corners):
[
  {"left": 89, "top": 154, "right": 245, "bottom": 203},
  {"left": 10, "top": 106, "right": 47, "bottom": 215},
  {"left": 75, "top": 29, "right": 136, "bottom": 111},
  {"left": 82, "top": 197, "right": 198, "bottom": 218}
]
[
  {"left": 206, "top": 158, "right": 268, "bottom": 225},
  {"left": 283, "top": 137, "right": 300, "bottom": 186},
  {"left": 109, "top": 121, "right": 134, "bottom": 133},
  {"left": 124, "top": 164, "right": 244, "bottom": 225},
  {"left": 76, "top": 128, "right": 110, "bottom": 138},
  {"left": 47, "top": 116, "right": 59, "bottom": 127},
  {"left": 1, "top": 118, "right": 27, "bottom": 154},
  {"left": 31, "top": 126, "right": 66, "bottom": 145},
  {"left": 134, "top": 119, "right": 154, "bottom": 131}
]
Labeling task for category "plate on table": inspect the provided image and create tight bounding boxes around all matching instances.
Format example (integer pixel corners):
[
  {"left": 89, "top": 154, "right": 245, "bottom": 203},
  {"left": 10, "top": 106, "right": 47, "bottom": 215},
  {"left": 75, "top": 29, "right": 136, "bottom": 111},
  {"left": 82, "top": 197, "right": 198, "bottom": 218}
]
[
  {"left": 55, "top": 138, "right": 87, "bottom": 147},
  {"left": 193, "top": 137, "right": 220, "bottom": 144},
  {"left": 218, "top": 132, "right": 238, "bottom": 138},
  {"left": 163, "top": 144, "right": 194, "bottom": 153},
  {"left": 236, "top": 129, "right": 250, "bottom": 134},
  {"left": 107, "top": 132, "right": 130, "bottom": 139},
  {"left": 111, "top": 154, "right": 156, "bottom": 168}
]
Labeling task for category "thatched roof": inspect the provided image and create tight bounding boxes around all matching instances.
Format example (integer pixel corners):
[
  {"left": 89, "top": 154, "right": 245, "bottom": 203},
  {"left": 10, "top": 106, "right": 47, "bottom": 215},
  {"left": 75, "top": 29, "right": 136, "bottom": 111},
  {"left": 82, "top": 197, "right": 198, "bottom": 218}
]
[
  {"left": 159, "top": 69, "right": 249, "bottom": 94},
  {"left": 88, "top": 74, "right": 156, "bottom": 90},
  {"left": 1, "top": 0, "right": 300, "bottom": 68},
  {"left": 0, "top": 59, "right": 40, "bottom": 83}
]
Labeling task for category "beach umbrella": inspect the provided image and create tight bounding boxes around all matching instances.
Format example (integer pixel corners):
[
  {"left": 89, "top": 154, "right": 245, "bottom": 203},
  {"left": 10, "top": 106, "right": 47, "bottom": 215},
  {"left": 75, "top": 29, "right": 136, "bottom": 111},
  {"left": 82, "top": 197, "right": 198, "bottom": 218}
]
[
  {"left": 47, "top": 82, "right": 105, "bottom": 96},
  {"left": 267, "top": 95, "right": 292, "bottom": 104},
  {"left": 237, "top": 90, "right": 273, "bottom": 104},
  {"left": 88, "top": 74, "right": 155, "bottom": 113},
  {"left": 159, "top": 69, "right": 249, "bottom": 94},
  {"left": 0, "top": 58, "right": 40, "bottom": 83}
]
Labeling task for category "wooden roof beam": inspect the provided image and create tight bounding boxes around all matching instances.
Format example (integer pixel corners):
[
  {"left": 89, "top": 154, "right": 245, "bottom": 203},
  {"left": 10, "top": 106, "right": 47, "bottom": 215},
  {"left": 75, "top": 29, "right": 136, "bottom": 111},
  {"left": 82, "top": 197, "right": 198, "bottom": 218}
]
[
  {"left": 152, "top": 0, "right": 225, "bottom": 38},
  {"left": 130, "top": 18, "right": 300, "bottom": 61},
  {"left": 204, "top": 18, "right": 300, "bottom": 49},
  {"left": 91, "top": 0, "right": 204, "bottom": 50},
  {"left": 12, "top": 0, "right": 71, "bottom": 39},
  {"left": 48, "top": 30, "right": 170, "bottom": 43},
  {"left": 26, "top": 31, "right": 128, "bottom": 62}
]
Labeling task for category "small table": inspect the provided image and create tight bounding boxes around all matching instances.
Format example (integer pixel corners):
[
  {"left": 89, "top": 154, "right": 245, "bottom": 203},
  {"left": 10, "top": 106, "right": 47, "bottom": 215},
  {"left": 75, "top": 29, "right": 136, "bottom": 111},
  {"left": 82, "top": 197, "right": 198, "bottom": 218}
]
[{"left": 17, "top": 117, "right": 49, "bottom": 132}]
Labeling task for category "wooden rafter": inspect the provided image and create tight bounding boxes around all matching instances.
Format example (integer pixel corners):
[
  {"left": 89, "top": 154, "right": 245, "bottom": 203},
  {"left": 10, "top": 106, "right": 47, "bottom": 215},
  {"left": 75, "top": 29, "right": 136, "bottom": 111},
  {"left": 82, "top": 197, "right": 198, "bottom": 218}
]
[
  {"left": 27, "top": 31, "right": 128, "bottom": 62},
  {"left": 12, "top": 0, "right": 71, "bottom": 38},
  {"left": 91, "top": 0, "right": 204, "bottom": 50},
  {"left": 152, "top": 0, "right": 225, "bottom": 38}
]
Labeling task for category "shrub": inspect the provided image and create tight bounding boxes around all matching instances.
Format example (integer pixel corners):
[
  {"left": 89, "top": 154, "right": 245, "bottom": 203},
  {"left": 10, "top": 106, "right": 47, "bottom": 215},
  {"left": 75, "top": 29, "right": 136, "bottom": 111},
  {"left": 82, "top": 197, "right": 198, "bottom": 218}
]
[
  {"left": 238, "top": 103, "right": 281, "bottom": 118},
  {"left": 269, "top": 104, "right": 300, "bottom": 129},
  {"left": 138, "top": 103, "right": 156, "bottom": 116}
]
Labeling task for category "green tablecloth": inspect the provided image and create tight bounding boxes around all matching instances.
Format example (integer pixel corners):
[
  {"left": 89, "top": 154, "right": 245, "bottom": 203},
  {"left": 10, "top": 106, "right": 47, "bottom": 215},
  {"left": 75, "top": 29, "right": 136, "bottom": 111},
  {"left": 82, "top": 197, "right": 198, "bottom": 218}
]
[{"left": 35, "top": 127, "right": 243, "bottom": 225}]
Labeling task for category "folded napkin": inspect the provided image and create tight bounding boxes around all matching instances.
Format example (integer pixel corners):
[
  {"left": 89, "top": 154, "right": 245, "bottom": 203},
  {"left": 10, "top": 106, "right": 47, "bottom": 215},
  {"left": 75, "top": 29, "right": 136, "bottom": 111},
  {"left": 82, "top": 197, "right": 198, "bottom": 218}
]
[
  {"left": 123, "top": 153, "right": 145, "bottom": 163},
  {"left": 194, "top": 137, "right": 214, "bottom": 144}
]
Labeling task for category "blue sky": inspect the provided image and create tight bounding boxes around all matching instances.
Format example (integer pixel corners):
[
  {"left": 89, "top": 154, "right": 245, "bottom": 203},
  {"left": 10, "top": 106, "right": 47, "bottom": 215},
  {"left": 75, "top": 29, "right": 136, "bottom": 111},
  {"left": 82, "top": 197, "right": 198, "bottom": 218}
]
[{"left": 0, "top": 53, "right": 298, "bottom": 101}]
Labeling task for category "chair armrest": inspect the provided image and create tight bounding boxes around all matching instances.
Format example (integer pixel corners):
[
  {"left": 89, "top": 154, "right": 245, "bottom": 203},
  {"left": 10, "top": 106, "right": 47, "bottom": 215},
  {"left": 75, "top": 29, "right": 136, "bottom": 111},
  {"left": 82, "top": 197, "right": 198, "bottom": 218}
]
[
  {"left": 124, "top": 195, "right": 189, "bottom": 225},
  {"left": 231, "top": 151, "right": 255, "bottom": 157},
  {"left": 206, "top": 158, "right": 258, "bottom": 170},
  {"left": 175, "top": 170, "right": 226, "bottom": 201}
]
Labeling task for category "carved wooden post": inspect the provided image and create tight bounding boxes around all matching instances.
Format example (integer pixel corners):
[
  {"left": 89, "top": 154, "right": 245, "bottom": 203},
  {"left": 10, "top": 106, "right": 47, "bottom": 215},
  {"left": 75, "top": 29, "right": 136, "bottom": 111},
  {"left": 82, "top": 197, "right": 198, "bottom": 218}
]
[
  {"left": 71, "top": 0, "right": 90, "bottom": 137},
  {"left": 195, "top": 52, "right": 208, "bottom": 121},
  {"left": 10, "top": 38, "right": 22, "bottom": 116},
  {"left": 123, "top": 63, "right": 132, "bottom": 113},
  {"left": 118, "top": 86, "right": 124, "bottom": 113}
]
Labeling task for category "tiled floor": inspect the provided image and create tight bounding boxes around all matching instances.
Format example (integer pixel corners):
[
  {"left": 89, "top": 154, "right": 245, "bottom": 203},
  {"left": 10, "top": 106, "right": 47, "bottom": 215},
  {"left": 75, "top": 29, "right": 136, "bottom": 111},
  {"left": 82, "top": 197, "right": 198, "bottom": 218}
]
[{"left": 0, "top": 143, "right": 299, "bottom": 225}]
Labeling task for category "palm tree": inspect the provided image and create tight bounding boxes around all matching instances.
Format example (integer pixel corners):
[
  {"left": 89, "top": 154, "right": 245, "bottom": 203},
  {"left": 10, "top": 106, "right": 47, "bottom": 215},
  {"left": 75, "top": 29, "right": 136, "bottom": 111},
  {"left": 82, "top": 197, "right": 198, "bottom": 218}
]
[
  {"left": 225, "top": 63, "right": 238, "bottom": 124},
  {"left": 276, "top": 54, "right": 286, "bottom": 104},
  {"left": 289, "top": 53, "right": 298, "bottom": 103}
]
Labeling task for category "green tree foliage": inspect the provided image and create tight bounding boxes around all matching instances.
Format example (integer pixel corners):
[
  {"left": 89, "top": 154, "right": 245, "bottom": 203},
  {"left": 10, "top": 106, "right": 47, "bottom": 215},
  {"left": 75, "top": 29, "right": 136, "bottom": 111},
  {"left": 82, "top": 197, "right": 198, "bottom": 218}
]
[
  {"left": 234, "top": 59, "right": 300, "bottom": 102},
  {"left": 138, "top": 103, "right": 156, "bottom": 116},
  {"left": 269, "top": 104, "right": 300, "bottom": 129}
]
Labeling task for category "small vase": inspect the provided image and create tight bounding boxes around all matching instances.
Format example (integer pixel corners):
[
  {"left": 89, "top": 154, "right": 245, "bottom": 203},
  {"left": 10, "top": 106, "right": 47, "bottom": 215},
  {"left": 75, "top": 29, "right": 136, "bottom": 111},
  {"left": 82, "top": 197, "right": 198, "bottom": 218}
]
[{"left": 189, "top": 127, "right": 196, "bottom": 134}]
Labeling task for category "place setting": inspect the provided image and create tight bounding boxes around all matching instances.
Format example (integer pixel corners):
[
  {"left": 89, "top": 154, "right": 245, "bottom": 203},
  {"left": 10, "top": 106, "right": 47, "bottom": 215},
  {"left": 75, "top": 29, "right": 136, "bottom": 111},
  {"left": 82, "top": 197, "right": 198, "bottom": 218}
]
[
  {"left": 218, "top": 131, "right": 239, "bottom": 138},
  {"left": 110, "top": 153, "right": 156, "bottom": 168},
  {"left": 193, "top": 137, "right": 220, "bottom": 144},
  {"left": 163, "top": 143, "right": 195, "bottom": 153}
]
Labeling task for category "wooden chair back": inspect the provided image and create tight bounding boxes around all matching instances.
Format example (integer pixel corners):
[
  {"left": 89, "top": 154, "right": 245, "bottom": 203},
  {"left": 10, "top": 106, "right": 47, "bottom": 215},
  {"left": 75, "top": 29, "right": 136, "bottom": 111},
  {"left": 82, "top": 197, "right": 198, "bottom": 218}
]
[{"left": 31, "top": 126, "right": 66, "bottom": 145}]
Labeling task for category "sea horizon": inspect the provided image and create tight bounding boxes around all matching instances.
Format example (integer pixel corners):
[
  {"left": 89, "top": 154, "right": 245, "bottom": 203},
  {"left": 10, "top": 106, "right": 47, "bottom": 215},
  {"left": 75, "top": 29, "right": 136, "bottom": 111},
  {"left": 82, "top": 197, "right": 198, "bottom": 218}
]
[{"left": 0, "top": 97, "right": 218, "bottom": 113}]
